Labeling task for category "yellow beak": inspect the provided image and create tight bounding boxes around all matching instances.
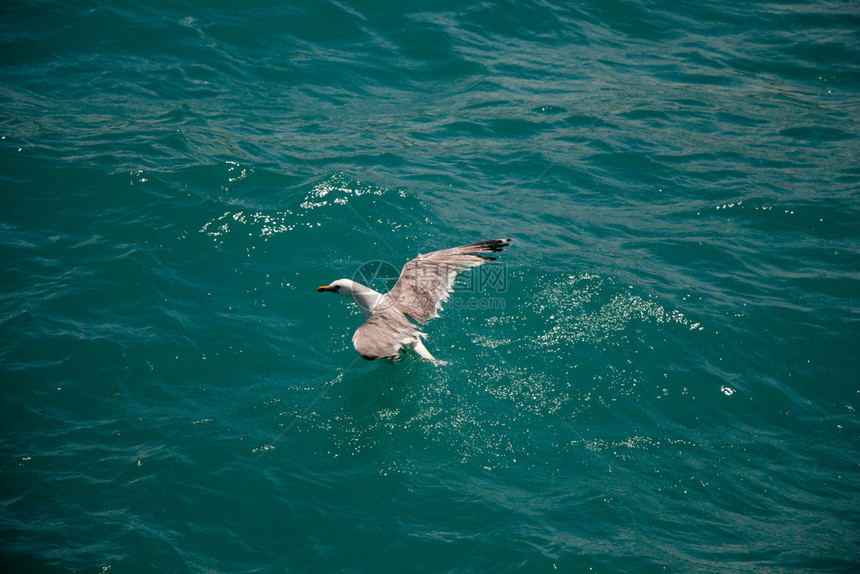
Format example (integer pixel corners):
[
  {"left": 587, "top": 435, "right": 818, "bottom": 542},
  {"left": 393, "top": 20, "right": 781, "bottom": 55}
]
[{"left": 317, "top": 285, "right": 334, "bottom": 292}]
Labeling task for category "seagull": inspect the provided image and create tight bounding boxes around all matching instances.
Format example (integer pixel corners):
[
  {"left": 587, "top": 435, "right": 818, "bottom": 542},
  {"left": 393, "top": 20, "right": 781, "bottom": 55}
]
[{"left": 317, "top": 238, "right": 511, "bottom": 364}]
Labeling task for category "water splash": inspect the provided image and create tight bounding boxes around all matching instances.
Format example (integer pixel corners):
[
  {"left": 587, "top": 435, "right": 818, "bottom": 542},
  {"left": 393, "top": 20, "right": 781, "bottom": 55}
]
[{"left": 199, "top": 172, "right": 411, "bottom": 243}]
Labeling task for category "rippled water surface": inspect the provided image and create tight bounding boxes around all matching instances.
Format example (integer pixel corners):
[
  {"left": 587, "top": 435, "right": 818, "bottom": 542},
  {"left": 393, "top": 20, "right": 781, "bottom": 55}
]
[{"left": 2, "top": 1, "right": 859, "bottom": 572}]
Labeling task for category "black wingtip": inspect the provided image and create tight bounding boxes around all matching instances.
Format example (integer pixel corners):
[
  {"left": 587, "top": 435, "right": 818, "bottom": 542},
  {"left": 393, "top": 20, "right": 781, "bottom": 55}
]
[
  {"left": 468, "top": 238, "right": 511, "bottom": 259},
  {"left": 477, "top": 238, "right": 512, "bottom": 253}
]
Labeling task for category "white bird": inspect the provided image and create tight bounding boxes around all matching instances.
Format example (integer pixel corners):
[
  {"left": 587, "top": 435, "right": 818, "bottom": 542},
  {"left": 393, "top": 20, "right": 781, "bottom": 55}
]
[{"left": 317, "top": 238, "right": 511, "bottom": 364}]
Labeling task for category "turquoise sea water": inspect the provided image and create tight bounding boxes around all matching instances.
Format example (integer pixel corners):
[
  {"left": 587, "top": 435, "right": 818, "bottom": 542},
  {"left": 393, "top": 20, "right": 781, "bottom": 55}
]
[{"left": 2, "top": 1, "right": 859, "bottom": 572}]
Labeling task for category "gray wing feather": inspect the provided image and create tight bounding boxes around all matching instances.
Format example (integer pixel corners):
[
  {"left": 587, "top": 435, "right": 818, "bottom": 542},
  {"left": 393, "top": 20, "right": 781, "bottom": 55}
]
[
  {"left": 352, "top": 306, "right": 423, "bottom": 360},
  {"left": 386, "top": 238, "right": 511, "bottom": 324}
]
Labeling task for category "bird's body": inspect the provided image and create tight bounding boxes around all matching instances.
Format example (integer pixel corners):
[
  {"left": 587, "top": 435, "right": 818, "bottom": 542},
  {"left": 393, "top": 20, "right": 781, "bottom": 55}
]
[{"left": 317, "top": 238, "right": 511, "bottom": 364}]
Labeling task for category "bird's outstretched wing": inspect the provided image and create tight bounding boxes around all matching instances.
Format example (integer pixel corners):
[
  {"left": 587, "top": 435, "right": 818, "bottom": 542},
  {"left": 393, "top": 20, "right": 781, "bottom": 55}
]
[
  {"left": 383, "top": 238, "right": 511, "bottom": 325},
  {"left": 352, "top": 306, "right": 424, "bottom": 361}
]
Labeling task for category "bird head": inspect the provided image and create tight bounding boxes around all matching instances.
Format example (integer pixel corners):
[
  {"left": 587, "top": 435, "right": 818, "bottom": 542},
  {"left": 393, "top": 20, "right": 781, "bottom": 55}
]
[{"left": 316, "top": 278, "right": 353, "bottom": 297}]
